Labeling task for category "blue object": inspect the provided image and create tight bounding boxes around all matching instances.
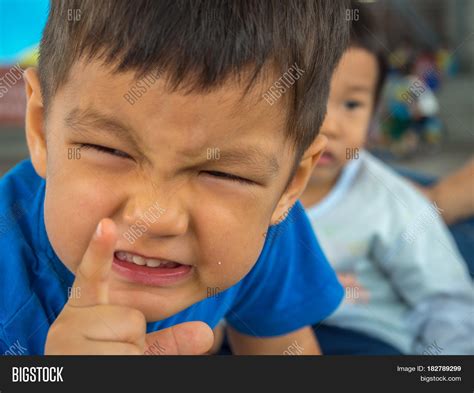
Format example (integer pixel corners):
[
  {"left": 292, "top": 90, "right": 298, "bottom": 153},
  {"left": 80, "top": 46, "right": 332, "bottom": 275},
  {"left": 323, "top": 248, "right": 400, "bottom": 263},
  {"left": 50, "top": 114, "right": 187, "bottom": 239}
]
[
  {"left": 447, "top": 218, "right": 474, "bottom": 277},
  {"left": 218, "top": 324, "right": 403, "bottom": 355},
  {"left": 0, "top": 0, "right": 49, "bottom": 65},
  {"left": 0, "top": 160, "right": 343, "bottom": 354},
  {"left": 314, "top": 325, "right": 403, "bottom": 355}
]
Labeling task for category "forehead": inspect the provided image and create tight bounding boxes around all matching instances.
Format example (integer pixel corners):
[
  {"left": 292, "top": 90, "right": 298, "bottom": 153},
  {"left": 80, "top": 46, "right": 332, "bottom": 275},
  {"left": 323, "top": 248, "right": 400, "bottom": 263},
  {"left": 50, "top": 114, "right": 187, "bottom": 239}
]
[
  {"left": 54, "top": 59, "right": 290, "bottom": 155},
  {"left": 332, "top": 47, "right": 378, "bottom": 91}
]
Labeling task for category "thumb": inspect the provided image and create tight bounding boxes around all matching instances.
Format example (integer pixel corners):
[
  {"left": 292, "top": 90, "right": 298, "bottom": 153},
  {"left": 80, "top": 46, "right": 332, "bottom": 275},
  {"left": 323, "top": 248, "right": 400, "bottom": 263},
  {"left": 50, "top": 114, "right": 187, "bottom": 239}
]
[{"left": 145, "top": 321, "right": 214, "bottom": 355}]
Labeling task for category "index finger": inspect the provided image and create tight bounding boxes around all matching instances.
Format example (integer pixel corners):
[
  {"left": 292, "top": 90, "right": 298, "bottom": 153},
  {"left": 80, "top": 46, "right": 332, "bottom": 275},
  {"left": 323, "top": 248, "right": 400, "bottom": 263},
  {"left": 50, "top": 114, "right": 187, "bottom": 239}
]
[{"left": 68, "top": 218, "right": 117, "bottom": 307}]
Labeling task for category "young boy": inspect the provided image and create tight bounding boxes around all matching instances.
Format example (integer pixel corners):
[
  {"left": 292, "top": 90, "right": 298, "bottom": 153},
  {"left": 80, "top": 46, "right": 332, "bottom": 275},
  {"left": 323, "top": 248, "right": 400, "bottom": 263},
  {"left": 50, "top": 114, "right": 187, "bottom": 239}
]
[
  {"left": 301, "top": 6, "right": 473, "bottom": 354},
  {"left": 0, "top": 1, "right": 349, "bottom": 355}
]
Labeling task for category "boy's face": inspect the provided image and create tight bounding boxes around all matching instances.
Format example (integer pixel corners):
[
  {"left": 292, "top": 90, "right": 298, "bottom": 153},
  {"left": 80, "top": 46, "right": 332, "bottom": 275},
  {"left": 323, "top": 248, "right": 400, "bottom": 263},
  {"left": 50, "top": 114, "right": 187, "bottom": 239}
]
[
  {"left": 24, "top": 59, "right": 325, "bottom": 321},
  {"left": 309, "top": 47, "right": 378, "bottom": 186}
]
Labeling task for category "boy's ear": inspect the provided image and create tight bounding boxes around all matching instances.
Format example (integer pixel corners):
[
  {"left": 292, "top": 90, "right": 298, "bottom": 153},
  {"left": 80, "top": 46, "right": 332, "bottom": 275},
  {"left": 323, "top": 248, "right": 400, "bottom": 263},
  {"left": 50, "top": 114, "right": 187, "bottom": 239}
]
[
  {"left": 270, "top": 133, "right": 327, "bottom": 224},
  {"left": 23, "top": 67, "right": 47, "bottom": 179}
]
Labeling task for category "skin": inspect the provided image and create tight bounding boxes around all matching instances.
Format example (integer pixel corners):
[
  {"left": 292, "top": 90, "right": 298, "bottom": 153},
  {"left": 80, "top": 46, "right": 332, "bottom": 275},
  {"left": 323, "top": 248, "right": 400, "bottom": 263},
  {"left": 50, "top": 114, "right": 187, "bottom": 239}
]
[
  {"left": 301, "top": 47, "right": 378, "bottom": 208},
  {"left": 45, "top": 218, "right": 214, "bottom": 355},
  {"left": 416, "top": 157, "right": 474, "bottom": 225},
  {"left": 24, "top": 57, "right": 326, "bottom": 354},
  {"left": 300, "top": 47, "right": 378, "bottom": 305}
]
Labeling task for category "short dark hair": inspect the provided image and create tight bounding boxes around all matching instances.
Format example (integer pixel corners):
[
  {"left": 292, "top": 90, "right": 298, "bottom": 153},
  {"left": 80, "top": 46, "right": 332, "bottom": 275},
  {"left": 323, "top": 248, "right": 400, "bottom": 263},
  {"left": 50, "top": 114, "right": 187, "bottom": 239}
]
[
  {"left": 349, "top": 1, "right": 387, "bottom": 106},
  {"left": 39, "top": 0, "right": 349, "bottom": 159}
]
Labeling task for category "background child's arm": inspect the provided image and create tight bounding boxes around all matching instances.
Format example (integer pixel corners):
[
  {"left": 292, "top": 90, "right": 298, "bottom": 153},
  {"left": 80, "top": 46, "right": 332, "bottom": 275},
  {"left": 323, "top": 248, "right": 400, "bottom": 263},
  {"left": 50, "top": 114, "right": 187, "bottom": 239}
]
[
  {"left": 416, "top": 157, "right": 474, "bottom": 225},
  {"left": 373, "top": 206, "right": 473, "bottom": 354},
  {"left": 225, "top": 325, "right": 321, "bottom": 355}
]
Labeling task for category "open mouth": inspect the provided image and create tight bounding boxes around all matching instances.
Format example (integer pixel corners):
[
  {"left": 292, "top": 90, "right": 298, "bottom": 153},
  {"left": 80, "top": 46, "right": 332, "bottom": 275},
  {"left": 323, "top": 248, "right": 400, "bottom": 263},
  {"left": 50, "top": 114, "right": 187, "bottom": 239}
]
[{"left": 112, "top": 251, "right": 193, "bottom": 286}]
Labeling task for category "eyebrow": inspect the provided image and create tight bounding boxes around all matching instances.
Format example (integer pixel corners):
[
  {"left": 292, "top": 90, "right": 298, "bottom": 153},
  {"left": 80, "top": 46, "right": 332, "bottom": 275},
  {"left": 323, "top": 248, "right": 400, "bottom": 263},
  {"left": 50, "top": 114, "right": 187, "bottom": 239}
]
[
  {"left": 345, "top": 85, "right": 373, "bottom": 93},
  {"left": 64, "top": 107, "right": 139, "bottom": 147},
  {"left": 213, "top": 146, "right": 281, "bottom": 179}
]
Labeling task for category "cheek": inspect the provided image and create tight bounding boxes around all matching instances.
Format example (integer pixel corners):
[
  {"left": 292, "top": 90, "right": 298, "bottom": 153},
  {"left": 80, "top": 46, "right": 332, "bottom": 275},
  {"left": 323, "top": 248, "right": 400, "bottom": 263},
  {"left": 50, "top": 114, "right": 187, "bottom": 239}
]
[
  {"left": 349, "top": 125, "right": 368, "bottom": 148},
  {"left": 43, "top": 167, "right": 119, "bottom": 272},
  {"left": 201, "top": 233, "right": 265, "bottom": 292},
  {"left": 191, "top": 191, "right": 270, "bottom": 289},
  {"left": 340, "top": 112, "right": 370, "bottom": 153}
]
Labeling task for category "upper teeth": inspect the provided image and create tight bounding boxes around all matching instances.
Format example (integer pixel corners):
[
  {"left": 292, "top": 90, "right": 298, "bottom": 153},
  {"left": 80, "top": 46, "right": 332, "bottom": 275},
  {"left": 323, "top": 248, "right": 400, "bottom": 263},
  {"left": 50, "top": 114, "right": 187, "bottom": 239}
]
[{"left": 115, "top": 251, "right": 179, "bottom": 268}]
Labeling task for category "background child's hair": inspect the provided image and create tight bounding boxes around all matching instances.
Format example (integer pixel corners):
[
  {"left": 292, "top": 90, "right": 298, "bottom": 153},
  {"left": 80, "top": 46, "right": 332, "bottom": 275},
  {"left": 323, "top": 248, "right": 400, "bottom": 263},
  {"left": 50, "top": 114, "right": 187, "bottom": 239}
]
[
  {"left": 349, "top": 1, "right": 388, "bottom": 107},
  {"left": 38, "top": 0, "right": 350, "bottom": 160}
]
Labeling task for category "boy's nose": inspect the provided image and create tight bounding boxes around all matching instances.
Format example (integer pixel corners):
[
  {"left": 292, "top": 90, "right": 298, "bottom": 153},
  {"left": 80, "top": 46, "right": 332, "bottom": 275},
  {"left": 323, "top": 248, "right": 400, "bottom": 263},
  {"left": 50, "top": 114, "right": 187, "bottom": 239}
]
[{"left": 121, "top": 190, "right": 189, "bottom": 238}]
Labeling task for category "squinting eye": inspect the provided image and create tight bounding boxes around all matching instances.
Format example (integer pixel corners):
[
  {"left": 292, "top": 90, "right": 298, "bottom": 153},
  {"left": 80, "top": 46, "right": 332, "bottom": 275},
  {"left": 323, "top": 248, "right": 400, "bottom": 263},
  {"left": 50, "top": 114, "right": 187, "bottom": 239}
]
[
  {"left": 203, "top": 171, "right": 254, "bottom": 185},
  {"left": 78, "top": 143, "right": 131, "bottom": 159},
  {"left": 344, "top": 100, "right": 363, "bottom": 110}
]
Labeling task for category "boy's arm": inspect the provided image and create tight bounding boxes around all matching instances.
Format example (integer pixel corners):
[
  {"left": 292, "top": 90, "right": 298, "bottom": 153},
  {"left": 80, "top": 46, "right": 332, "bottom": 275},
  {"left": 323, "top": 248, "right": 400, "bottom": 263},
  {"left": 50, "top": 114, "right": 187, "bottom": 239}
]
[{"left": 226, "top": 325, "right": 321, "bottom": 355}]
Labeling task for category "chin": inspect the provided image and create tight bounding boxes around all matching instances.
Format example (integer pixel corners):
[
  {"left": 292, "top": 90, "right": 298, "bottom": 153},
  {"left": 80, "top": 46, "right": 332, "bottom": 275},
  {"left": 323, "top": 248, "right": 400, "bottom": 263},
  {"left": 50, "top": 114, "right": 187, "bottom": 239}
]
[
  {"left": 109, "top": 280, "right": 202, "bottom": 319},
  {"left": 110, "top": 291, "right": 186, "bottom": 321},
  {"left": 312, "top": 167, "right": 339, "bottom": 184}
]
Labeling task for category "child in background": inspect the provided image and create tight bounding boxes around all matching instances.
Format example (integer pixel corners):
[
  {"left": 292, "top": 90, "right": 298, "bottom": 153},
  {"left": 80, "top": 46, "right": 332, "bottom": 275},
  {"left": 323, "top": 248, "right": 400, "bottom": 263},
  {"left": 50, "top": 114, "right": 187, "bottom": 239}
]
[{"left": 301, "top": 4, "right": 473, "bottom": 355}]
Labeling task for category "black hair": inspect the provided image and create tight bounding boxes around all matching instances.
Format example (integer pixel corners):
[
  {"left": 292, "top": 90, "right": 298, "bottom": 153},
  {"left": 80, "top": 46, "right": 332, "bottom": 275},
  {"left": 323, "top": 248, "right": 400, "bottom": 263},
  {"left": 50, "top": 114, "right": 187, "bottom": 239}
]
[
  {"left": 39, "top": 0, "right": 350, "bottom": 159},
  {"left": 349, "top": 1, "right": 388, "bottom": 106}
]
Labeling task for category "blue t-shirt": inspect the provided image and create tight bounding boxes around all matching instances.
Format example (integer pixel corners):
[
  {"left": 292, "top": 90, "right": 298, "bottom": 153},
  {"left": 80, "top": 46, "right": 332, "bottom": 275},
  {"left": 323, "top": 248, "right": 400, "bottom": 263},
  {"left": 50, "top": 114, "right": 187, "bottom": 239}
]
[{"left": 0, "top": 160, "right": 343, "bottom": 355}]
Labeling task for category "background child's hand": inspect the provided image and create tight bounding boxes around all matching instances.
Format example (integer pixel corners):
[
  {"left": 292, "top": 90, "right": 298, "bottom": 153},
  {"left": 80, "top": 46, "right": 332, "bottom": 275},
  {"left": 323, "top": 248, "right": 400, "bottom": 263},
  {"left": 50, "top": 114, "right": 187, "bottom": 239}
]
[
  {"left": 337, "top": 273, "right": 370, "bottom": 304},
  {"left": 44, "top": 218, "right": 213, "bottom": 355}
]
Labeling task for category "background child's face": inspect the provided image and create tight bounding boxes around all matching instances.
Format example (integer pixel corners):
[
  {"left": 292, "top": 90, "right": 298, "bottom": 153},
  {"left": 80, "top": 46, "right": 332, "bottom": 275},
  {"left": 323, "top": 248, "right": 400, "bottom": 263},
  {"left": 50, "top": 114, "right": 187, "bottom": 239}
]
[
  {"left": 28, "top": 59, "right": 319, "bottom": 321},
  {"left": 310, "top": 47, "right": 378, "bottom": 186}
]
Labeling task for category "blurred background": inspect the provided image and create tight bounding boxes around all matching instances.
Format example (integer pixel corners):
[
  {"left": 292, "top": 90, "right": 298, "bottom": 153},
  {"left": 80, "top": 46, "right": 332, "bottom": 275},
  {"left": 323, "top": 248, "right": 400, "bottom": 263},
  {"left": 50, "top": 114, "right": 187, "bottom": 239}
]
[{"left": 0, "top": 0, "right": 472, "bottom": 176}]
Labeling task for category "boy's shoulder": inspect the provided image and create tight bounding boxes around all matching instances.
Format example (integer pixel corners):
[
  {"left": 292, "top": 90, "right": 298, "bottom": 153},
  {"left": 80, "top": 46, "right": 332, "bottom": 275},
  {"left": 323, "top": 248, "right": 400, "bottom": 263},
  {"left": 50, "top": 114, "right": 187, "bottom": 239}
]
[
  {"left": 310, "top": 151, "right": 448, "bottom": 248},
  {"left": 0, "top": 159, "right": 44, "bottom": 283},
  {"left": 0, "top": 160, "right": 60, "bottom": 353},
  {"left": 310, "top": 151, "right": 435, "bottom": 225},
  {"left": 0, "top": 159, "right": 41, "bottom": 224},
  {"left": 0, "top": 159, "right": 43, "bottom": 255},
  {"left": 350, "top": 153, "right": 463, "bottom": 263}
]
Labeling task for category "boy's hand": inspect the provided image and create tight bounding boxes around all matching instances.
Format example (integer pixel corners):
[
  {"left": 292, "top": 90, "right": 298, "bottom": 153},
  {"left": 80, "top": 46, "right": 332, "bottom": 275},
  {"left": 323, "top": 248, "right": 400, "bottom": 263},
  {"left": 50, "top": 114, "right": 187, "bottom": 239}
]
[{"left": 45, "top": 218, "right": 213, "bottom": 355}]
